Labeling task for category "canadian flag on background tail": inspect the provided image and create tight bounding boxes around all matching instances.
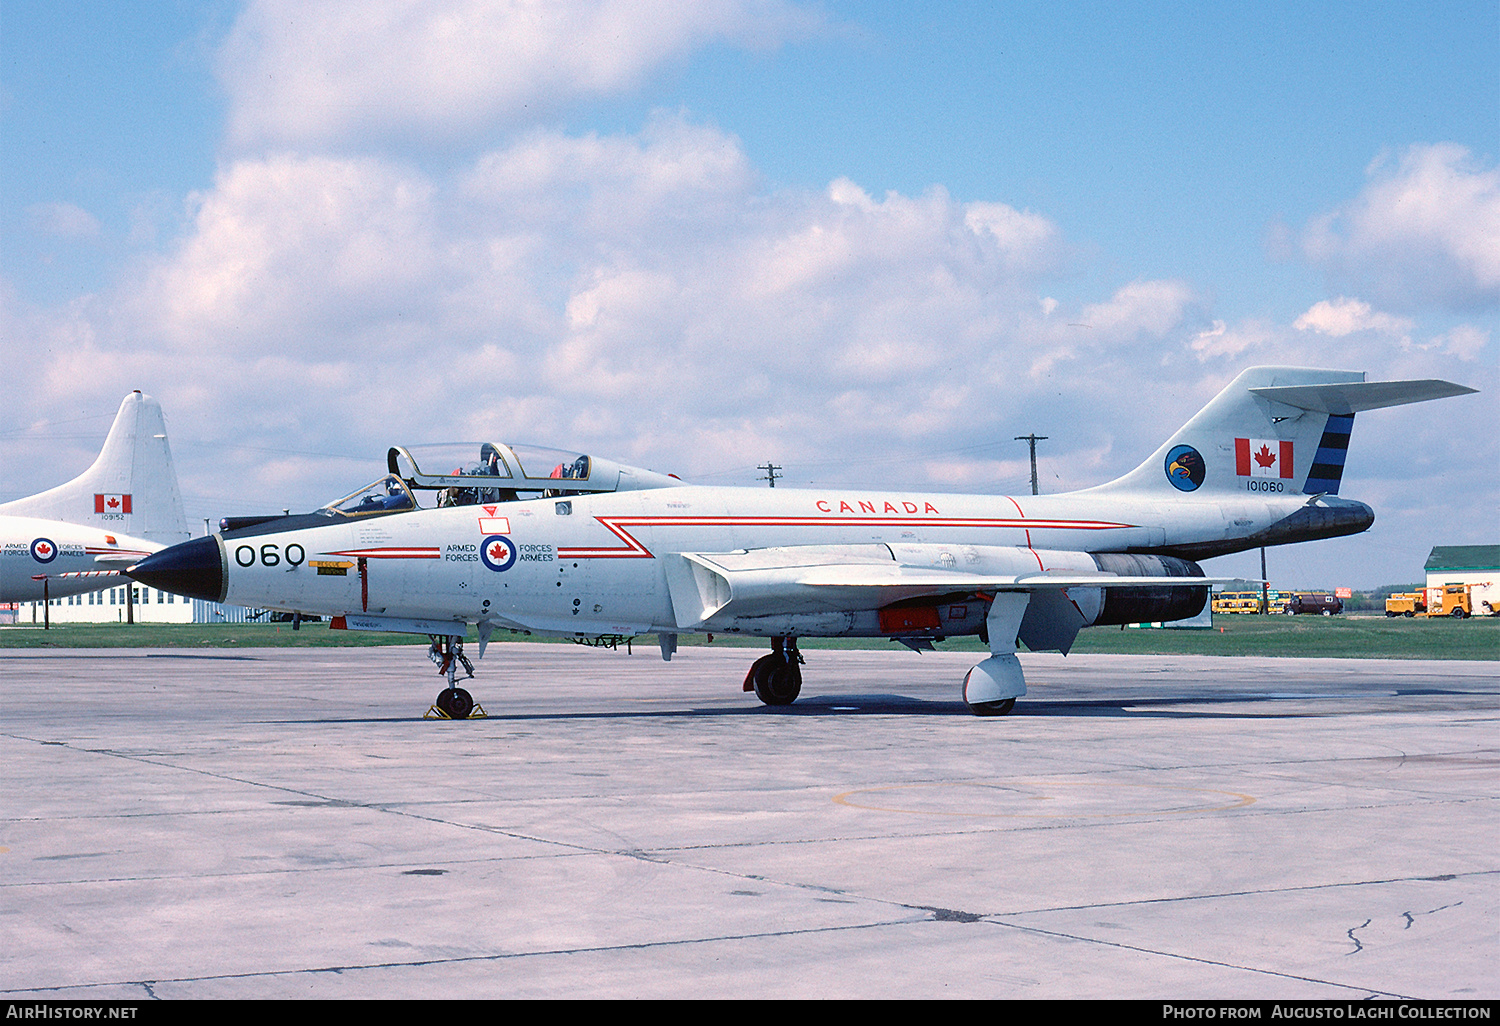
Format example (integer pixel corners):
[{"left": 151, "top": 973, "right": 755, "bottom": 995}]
[
  {"left": 1235, "top": 439, "right": 1293, "bottom": 479},
  {"left": 94, "top": 493, "right": 132, "bottom": 513}
]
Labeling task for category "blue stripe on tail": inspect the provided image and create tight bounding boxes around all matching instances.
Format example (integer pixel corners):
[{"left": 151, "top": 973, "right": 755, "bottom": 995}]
[{"left": 1303, "top": 414, "right": 1355, "bottom": 495}]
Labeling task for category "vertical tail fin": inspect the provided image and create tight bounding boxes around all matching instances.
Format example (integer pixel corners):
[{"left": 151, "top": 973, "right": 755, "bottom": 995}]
[
  {"left": 1083, "top": 366, "right": 1476, "bottom": 498},
  {"left": 0, "top": 391, "right": 191, "bottom": 545}
]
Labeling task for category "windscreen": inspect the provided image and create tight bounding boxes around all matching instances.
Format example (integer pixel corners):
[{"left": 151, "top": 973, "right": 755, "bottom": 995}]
[{"left": 324, "top": 475, "right": 418, "bottom": 516}]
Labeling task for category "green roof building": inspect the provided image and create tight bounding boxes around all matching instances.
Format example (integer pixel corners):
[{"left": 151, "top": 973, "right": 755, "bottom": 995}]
[
  {"left": 1424, "top": 545, "right": 1500, "bottom": 576},
  {"left": 1423, "top": 546, "right": 1500, "bottom": 616}
]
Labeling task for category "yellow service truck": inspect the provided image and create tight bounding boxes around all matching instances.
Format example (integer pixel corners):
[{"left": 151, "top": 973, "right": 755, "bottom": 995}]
[
  {"left": 1422, "top": 582, "right": 1500, "bottom": 618},
  {"left": 1384, "top": 592, "right": 1427, "bottom": 617}
]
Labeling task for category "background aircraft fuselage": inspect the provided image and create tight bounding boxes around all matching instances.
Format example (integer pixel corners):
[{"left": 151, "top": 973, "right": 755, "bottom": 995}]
[{"left": 0, "top": 515, "right": 157, "bottom": 603}]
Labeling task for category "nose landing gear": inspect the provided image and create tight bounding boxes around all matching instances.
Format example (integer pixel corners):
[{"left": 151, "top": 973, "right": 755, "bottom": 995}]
[{"left": 426, "top": 634, "right": 484, "bottom": 719}]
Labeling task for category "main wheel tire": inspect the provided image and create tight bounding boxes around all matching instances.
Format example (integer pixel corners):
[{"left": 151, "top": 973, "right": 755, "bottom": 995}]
[
  {"left": 967, "top": 697, "right": 1016, "bottom": 717},
  {"left": 751, "top": 654, "right": 801, "bottom": 706},
  {"left": 437, "top": 687, "right": 474, "bottom": 719}
]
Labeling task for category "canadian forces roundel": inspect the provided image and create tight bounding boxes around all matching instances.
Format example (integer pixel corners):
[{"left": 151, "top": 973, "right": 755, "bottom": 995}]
[
  {"left": 1164, "top": 444, "right": 1205, "bottom": 492},
  {"left": 30, "top": 537, "right": 59, "bottom": 563},
  {"left": 480, "top": 535, "right": 517, "bottom": 572}
]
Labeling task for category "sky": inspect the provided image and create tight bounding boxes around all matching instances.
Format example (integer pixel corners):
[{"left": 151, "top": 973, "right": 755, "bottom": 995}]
[{"left": 1, "top": 0, "right": 1496, "bottom": 591}]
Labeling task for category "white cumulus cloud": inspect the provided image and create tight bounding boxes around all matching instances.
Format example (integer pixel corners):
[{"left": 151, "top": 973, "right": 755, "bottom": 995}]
[
  {"left": 1078, "top": 279, "right": 1197, "bottom": 342},
  {"left": 1301, "top": 143, "right": 1500, "bottom": 312},
  {"left": 1293, "top": 296, "right": 1414, "bottom": 338},
  {"left": 218, "top": 0, "right": 825, "bottom": 149},
  {"left": 134, "top": 154, "right": 439, "bottom": 352},
  {"left": 32, "top": 118, "right": 1086, "bottom": 492}
]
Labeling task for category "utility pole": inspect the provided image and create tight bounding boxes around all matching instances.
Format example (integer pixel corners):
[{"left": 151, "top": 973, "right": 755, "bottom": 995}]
[
  {"left": 32, "top": 575, "right": 50, "bottom": 629},
  {"left": 1014, "top": 434, "right": 1048, "bottom": 495},
  {"left": 757, "top": 462, "right": 782, "bottom": 488}
]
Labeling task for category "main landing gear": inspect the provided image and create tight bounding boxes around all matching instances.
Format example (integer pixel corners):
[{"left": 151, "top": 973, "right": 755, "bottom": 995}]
[
  {"left": 738, "top": 634, "right": 1024, "bottom": 716},
  {"left": 744, "top": 636, "right": 803, "bottom": 706},
  {"left": 428, "top": 634, "right": 481, "bottom": 719}
]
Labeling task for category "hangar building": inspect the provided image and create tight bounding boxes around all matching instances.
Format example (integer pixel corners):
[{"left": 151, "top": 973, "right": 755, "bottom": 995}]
[{"left": 1425, "top": 545, "right": 1500, "bottom": 592}]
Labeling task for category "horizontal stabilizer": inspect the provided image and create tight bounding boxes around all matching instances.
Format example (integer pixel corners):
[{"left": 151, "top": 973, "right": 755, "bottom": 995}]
[{"left": 1249, "top": 379, "right": 1476, "bottom": 415}]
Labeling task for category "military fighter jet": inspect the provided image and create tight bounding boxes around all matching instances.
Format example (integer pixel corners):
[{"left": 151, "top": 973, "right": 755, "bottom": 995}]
[
  {"left": 1, "top": 391, "right": 190, "bottom": 604},
  {"left": 126, "top": 367, "right": 1474, "bottom": 717}
]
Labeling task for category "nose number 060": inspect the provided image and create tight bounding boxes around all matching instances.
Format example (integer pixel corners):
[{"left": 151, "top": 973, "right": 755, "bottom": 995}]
[{"left": 235, "top": 543, "right": 306, "bottom": 568}]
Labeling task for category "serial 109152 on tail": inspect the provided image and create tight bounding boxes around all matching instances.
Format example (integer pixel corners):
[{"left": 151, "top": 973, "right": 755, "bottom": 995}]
[{"left": 127, "top": 366, "right": 1476, "bottom": 717}]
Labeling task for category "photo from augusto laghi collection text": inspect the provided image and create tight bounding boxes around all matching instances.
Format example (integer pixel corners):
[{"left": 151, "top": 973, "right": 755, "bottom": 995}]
[{"left": 1162, "top": 1005, "right": 1493, "bottom": 1020}]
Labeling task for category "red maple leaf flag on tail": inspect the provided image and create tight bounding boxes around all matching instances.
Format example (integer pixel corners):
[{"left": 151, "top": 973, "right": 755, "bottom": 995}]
[
  {"left": 94, "top": 493, "right": 133, "bottom": 513},
  {"left": 1234, "top": 439, "right": 1293, "bottom": 479}
]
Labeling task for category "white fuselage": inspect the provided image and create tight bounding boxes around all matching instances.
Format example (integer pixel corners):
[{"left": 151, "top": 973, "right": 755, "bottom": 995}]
[
  {"left": 216, "top": 484, "right": 1303, "bottom": 637},
  {"left": 0, "top": 515, "right": 159, "bottom": 603}
]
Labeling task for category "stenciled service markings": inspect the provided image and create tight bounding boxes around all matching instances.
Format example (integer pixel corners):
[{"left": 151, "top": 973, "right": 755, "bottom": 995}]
[{"left": 831, "top": 780, "right": 1257, "bottom": 819}]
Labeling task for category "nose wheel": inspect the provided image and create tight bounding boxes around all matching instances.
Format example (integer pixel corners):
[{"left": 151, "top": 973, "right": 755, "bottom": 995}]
[{"left": 435, "top": 686, "right": 475, "bottom": 719}]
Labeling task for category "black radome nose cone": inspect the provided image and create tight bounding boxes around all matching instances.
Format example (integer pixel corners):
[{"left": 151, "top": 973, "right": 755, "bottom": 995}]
[{"left": 127, "top": 535, "right": 226, "bottom": 603}]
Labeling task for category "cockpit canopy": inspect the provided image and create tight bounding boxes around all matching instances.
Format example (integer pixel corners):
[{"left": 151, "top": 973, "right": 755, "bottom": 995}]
[
  {"left": 218, "top": 443, "right": 681, "bottom": 535},
  {"left": 305, "top": 444, "right": 680, "bottom": 520},
  {"left": 323, "top": 475, "right": 419, "bottom": 516},
  {"left": 384, "top": 442, "right": 681, "bottom": 508}
]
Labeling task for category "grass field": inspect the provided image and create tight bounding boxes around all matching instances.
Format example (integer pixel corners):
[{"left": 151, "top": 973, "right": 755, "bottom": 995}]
[{"left": 3, "top": 615, "right": 1496, "bottom": 661}]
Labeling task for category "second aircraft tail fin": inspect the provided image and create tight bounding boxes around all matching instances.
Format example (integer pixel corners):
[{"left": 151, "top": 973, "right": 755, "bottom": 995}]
[{"left": 0, "top": 391, "right": 191, "bottom": 545}]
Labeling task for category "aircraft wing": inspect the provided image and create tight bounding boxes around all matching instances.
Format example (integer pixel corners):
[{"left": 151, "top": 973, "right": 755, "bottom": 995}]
[{"left": 665, "top": 545, "right": 1241, "bottom": 628}]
